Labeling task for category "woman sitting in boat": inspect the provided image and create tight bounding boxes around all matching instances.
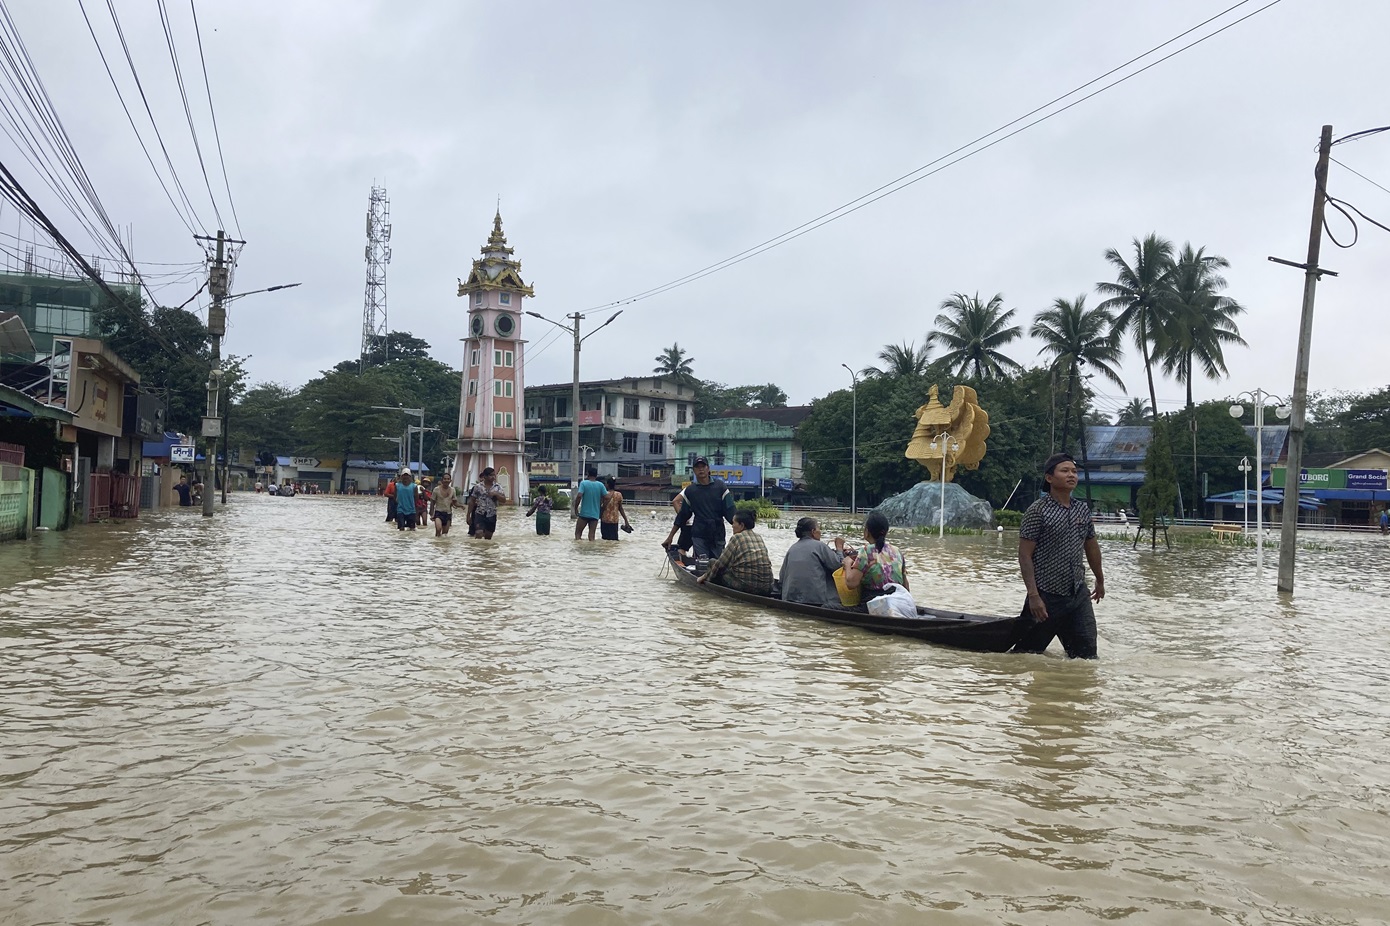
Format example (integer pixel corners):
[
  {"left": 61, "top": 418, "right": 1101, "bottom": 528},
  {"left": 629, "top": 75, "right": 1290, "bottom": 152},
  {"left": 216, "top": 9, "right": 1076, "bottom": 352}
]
[
  {"left": 696, "top": 510, "right": 773, "bottom": 595},
  {"left": 836, "top": 510, "right": 908, "bottom": 603},
  {"left": 780, "top": 517, "right": 847, "bottom": 609}
]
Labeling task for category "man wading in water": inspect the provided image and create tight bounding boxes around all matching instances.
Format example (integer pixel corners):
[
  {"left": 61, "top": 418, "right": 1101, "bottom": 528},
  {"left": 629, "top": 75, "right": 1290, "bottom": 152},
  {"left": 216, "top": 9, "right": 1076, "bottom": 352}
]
[{"left": 1014, "top": 452, "right": 1106, "bottom": 659}]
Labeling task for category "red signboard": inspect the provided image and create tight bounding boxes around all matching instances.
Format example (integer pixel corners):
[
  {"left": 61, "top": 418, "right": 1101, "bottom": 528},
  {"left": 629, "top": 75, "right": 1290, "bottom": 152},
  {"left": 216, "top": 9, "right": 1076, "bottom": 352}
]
[{"left": 578, "top": 410, "right": 603, "bottom": 425}]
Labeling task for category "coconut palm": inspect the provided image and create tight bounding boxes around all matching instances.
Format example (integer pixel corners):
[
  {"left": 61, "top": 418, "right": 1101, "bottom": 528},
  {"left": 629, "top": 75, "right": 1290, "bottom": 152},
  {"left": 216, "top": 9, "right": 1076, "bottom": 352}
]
[
  {"left": 928, "top": 292, "right": 1023, "bottom": 380},
  {"left": 1160, "top": 243, "right": 1247, "bottom": 515},
  {"left": 653, "top": 343, "right": 695, "bottom": 380},
  {"left": 1031, "top": 295, "right": 1126, "bottom": 501},
  {"left": 1095, "top": 234, "right": 1176, "bottom": 423},
  {"left": 860, "top": 340, "right": 933, "bottom": 379},
  {"left": 1114, "top": 398, "right": 1151, "bottom": 426}
]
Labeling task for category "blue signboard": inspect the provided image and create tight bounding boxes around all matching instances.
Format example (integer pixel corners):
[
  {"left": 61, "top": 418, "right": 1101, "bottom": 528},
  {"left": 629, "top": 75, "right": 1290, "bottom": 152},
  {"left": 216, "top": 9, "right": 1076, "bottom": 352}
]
[
  {"left": 707, "top": 465, "right": 761, "bottom": 487},
  {"left": 776, "top": 478, "right": 794, "bottom": 491},
  {"left": 1346, "top": 469, "right": 1389, "bottom": 491}
]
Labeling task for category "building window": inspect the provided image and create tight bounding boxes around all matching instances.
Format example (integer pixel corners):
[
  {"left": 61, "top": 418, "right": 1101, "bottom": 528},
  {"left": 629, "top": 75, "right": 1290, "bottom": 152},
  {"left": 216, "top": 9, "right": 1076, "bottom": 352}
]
[
  {"left": 801, "top": 449, "right": 808, "bottom": 470},
  {"left": 676, "top": 403, "right": 687, "bottom": 424},
  {"left": 471, "top": 349, "right": 479, "bottom": 366},
  {"left": 713, "top": 450, "right": 725, "bottom": 465},
  {"left": 771, "top": 451, "right": 783, "bottom": 468},
  {"left": 505, "top": 380, "right": 513, "bottom": 397},
  {"left": 494, "top": 380, "right": 502, "bottom": 396},
  {"left": 504, "top": 350, "right": 513, "bottom": 367},
  {"left": 623, "top": 399, "right": 639, "bottom": 419},
  {"left": 492, "top": 380, "right": 513, "bottom": 398},
  {"left": 649, "top": 434, "right": 664, "bottom": 455},
  {"left": 649, "top": 402, "right": 665, "bottom": 422},
  {"left": 474, "top": 293, "right": 483, "bottom": 305},
  {"left": 741, "top": 451, "right": 753, "bottom": 466},
  {"left": 554, "top": 398, "right": 568, "bottom": 417},
  {"left": 494, "top": 412, "right": 503, "bottom": 427},
  {"left": 623, "top": 432, "right": 638, "bottom": 454},
  {"left": 687, "top": 452, "right": 697, "bottom": 468},
  {"left": 606, "top": 400, "right": 614, "bottom": 417},
  {"left": 466, "top": 412, "right": 474, "bottom": 428},
  {"left": 506, "top": 412, "right": 513, "bottom": 428},
  {"left": 468, "top": 379, "right": 477, "bottom": 396},
  {"left": 500, "top": 292, "right": 511, "bottom": 304}
]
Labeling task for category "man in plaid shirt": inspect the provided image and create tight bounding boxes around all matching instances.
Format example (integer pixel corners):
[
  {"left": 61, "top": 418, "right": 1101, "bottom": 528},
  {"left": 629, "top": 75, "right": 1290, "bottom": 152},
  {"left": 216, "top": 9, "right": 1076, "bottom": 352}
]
[{"left": 698, "top": 510, "right": 773, "bottom": 595}]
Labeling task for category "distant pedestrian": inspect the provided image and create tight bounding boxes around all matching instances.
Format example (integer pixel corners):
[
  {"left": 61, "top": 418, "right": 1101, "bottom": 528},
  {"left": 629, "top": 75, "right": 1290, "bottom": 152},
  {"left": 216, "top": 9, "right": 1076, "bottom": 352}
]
[
  {"left": 572, "top": 465, "right": 607, "bottom": 541},
  {"left": 173, "top": 475, "right": 192, "bottom": 507},
  {"left": 600, "top": 476, "right": 632, "bottom": 540},
  {"left": 1013, "top": 452, "right": 1106, "bottom": 659},
  {"left": 526, "top": 486, "right": 553, "bottom": 535},
  {"left": 416, "top": 476, "right": 432, "bottom": 526},
  {"left": 1380, "top": 506, "right": 1388, "bottom": 536},
  {"left": 384, "top": 477, "right": 396, "bottom": 522},
  {"left": 393, "top": 469, "right": 418, "bottom": 531},
  {"left": 465, "top": 467, "right": 506, "bottom": 540},
  {"left": 430, "top": 473, "right": 463, "bottom": 536}
]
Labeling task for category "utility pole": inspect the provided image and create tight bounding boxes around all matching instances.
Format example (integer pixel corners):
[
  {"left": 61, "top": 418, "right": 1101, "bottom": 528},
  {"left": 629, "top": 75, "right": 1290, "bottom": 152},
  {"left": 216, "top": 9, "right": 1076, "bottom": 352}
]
[
  {"left": 1276, "top": 124, "right": 1334, "bottom": 594},
  {"left": 570, "top": 311, "right": 582, "bottom": 502},
  {"left": 202, "top": 230, "right": 228, "bottom": 518}
]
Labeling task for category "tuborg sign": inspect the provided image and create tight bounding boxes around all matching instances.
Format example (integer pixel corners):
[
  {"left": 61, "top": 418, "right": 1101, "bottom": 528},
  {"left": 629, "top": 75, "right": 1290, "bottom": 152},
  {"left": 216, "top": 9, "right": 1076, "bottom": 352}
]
[{"left": 1271, "top": 467, "right": 1389, "bottom": 490}]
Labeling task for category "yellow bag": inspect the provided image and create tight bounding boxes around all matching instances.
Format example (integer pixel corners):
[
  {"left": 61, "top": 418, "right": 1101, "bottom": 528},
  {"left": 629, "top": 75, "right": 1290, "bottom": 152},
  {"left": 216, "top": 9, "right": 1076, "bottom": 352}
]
[{"left": 833, "top": 567, "right": 861, "bottom": 608}]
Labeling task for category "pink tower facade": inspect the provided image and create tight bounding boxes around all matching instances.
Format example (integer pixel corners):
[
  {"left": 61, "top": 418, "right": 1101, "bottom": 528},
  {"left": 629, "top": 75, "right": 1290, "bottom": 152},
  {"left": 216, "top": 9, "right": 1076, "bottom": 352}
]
[{"left": 451, "top": 212, "right": 532, "bottom": 503}]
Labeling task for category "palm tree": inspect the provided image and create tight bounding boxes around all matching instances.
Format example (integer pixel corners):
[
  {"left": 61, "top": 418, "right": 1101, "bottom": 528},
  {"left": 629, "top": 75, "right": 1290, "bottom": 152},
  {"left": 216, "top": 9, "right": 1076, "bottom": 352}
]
[
  {"left": 928, "top": 292, "right": 1023, "bottom": 380},
  {"left": 653, "top": 343, "right": 695, "bottom": 381},
  {"left": 861, "top": 340, "right": 933, "bottom": 379},
  {"left": 1160, "top": 243, "right": 1247, "bottom": 516},
  {"left": 1115, "top": 398, "right": 1151, "bottom": 426},
  {"left": 1031, "top": 295, "right": 1126, "bottom": 501},
  {"left": 1095, "top": 234, "right": 1176, "bottom": 423}
]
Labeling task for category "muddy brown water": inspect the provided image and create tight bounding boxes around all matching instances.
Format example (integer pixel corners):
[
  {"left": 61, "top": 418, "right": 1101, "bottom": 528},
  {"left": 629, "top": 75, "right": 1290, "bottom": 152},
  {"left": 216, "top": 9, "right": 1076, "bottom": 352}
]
[{"left": 2, "top": 495, "right": 1388, "bottom": 924}]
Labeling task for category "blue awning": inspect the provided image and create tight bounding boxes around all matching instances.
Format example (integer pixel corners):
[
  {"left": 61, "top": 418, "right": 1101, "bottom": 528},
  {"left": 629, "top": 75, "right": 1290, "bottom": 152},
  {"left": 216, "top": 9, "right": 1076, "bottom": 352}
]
[{"left": 1206, "top": 488, "right": 1323, "bottom": 510}]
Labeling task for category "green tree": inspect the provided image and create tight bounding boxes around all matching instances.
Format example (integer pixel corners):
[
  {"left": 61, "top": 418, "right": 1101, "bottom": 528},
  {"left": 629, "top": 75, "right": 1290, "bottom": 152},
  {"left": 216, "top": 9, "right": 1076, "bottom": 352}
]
[
  {"left": 750, "top": 383, "right": 788, "bottom": 408},
  {"left": 928, "top": 292, "right": 1023, "bottom": 380},
  {"left": 231, "top": 382, "right": 299, "bottom": 457},
  {"left": 295, "top": 369, "right": 404, "bottom": 485},
  {"left": 1115, "top": 398, "right": 1151, "bottom": 425},
  {"left": 349, "top": 330, "right": 434, "bottom": 370},
  {"left": 1096, "top": 233, "right": 1176, "bottom": 424},
  {"left": 93, "top": 300, "right": 213, "bottom": 433},
  {"left": 1136, "top": 416, "right": 1179, "bottom": 547},
  {"left": 1160, "top": 243, "right": 1247, "bottom": 513},
  {"left": 861, "top": 341, "right": 933, "bottom": 379},
  {"left": 1170, "top": 401, "right": 1257, "bottom": 499},
  {"left": 654, "top": 343, "right": 696, "bottom": 382}
]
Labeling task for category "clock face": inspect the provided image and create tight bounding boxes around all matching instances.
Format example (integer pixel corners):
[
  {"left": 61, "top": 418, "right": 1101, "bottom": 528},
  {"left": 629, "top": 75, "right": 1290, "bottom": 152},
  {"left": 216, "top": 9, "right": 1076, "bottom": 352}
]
[
  {"left": 494, "top": 313, "right": 516, "bottom": 337},
  {"left": 470, "top": 314, "right": 484, "bottom": 336}
]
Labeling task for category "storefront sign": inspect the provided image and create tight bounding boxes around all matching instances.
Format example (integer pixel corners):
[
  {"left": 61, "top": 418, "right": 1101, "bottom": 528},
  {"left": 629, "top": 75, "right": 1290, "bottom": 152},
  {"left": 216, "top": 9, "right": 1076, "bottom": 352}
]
[
  {"left": 293, "top": 457, "right": 320, "bottom": 468},
  {"left": 777, "top": 478, "right": 794, "bottom": 491},
  {"left": 1272, "top": 467, "right": 1389, "bottom": 490},
  {"left": 707, "top": 465, "right": 761, "bottom": 487},
  {"left": 530, "top": 462, "right": 559, "bottom": 476},
  {"left": 171, "top": 445, "right": 195, "bottom": 463}
]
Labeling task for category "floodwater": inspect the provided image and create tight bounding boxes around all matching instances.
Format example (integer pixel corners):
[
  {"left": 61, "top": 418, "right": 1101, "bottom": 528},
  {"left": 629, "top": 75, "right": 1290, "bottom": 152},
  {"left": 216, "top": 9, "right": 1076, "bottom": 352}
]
[{"left": 2, "top": 495, "right": 1388, "bottom": 925}]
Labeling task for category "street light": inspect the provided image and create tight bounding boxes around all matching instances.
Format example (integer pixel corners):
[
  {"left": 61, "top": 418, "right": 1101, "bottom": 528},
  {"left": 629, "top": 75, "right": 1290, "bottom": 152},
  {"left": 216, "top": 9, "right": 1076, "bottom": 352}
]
[
  {"left": 840, "top": 363, "right": 857, "bottom": 515},
  {"left": 1237, "top": 455, "right": 1252, "bottom": 537},
  {"left": 1229, "top": 389, "right": 1291, "bottom": 572},
  {"left": 526, "top": 309, "right": 623, "bottom": 515},
  {"left": 223, "top": 282, "right": 302, "bottom": 304},
  {"left": 928, "top": 430, "right": 960, "bottom": 539},
  {"left": 373, "top": 405, "right": 425, "bottom": 477}
]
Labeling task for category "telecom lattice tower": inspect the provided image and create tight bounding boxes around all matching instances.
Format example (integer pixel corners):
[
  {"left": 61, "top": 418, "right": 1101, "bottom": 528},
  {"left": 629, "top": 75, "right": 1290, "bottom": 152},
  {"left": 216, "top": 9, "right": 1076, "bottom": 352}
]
[{"left": 360, "top": 184, "right": 392, "bottom": 369}]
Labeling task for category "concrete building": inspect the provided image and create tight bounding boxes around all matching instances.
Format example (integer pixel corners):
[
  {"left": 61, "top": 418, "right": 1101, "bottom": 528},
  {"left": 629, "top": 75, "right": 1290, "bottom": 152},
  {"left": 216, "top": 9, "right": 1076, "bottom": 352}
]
[
  {"left": 452, "top": 213, "right": 530, "bottom": 503},
  {"left": 524, "top": 376, "right": 696, "bottom": 491},
  {"left": 671, "top": 406, "right": 813, "bottom": 502},
  {"left": 1269, "top": 449, "right": 1390, "bottom": 526}
]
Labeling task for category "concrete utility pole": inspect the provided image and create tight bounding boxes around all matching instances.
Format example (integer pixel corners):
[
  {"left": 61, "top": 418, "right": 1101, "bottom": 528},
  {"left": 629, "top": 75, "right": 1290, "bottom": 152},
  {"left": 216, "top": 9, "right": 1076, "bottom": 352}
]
[
  {"left": 202, "top": 230, "right": 228, "bottom": 518},
  {"left": 1276, "top": 124, "right": 1334, "bottom": 594}
]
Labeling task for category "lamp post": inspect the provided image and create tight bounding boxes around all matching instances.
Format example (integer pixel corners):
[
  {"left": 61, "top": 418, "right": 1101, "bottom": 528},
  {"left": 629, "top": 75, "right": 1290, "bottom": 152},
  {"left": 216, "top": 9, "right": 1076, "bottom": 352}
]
[
  {"left": 1229, "top": 389, "right": 1291, "bottom": 573},
  {"left": 527, "top": 309, "right": 622, "bottom": 515},
  {"left": 840, "top": 363, "right": 857, "bottom": 515},
  {"left": 928, "top": 430, "right": 959, "bottom": 539},
  {"left": 373, "top": 406, "right": 425, "bottom": 476},
  {"left": 1237, "top": 455, "right": 1252, "bottom": 536}
]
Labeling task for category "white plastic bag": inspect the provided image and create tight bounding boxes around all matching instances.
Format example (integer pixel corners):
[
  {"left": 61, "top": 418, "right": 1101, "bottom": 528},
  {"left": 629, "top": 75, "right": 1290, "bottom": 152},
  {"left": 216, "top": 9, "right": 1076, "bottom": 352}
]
[{"left": 866, "top": 583, "right": 918, "bottom": 619}]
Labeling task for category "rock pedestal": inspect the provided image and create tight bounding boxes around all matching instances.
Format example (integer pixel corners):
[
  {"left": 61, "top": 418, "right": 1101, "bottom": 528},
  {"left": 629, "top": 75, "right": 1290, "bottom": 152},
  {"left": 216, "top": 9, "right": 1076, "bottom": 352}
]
[{"left": 873, "top": 481, "right": 995, "bottom": 530}]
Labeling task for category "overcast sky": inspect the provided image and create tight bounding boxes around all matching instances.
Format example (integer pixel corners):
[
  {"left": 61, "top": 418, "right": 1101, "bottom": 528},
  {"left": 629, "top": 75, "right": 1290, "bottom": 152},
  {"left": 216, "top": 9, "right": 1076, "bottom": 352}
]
[{"left": 8, "top": 0, "right": 1390, "bottom": 420}]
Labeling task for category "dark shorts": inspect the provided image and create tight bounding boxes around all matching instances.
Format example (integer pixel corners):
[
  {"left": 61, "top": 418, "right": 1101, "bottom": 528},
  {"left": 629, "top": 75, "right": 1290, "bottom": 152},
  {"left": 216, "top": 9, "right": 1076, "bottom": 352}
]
[
  {"left": 475, "top": 513, "right": 498, "bottom": 534},
  {"left": 1011, "top": 585, "right": 1097, "bottom": 659},
  {"left": 600, "top": 521, "right": 619, "bottom": 541},
  {"left": 395, "top": 511, "right": 416, "bottom": 531},
  {"left": 577, "top": 516, "right": 599, "bottom": 530},
  {"left": 432, "top": 511, "right": 452, "bottom": 525}
]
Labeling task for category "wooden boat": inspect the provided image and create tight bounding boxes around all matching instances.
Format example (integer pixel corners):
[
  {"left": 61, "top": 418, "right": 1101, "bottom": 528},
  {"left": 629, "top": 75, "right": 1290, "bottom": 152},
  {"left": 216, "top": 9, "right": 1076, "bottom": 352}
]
[{"left": 669, "top": 557, "right": 1025, "bottom": 652}]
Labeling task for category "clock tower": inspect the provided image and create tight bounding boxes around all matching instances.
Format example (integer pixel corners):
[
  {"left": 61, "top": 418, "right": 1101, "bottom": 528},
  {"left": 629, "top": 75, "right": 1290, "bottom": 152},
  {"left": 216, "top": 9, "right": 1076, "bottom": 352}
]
[{"left": 452, "top": 211, "right": 533, "bottom": 503}]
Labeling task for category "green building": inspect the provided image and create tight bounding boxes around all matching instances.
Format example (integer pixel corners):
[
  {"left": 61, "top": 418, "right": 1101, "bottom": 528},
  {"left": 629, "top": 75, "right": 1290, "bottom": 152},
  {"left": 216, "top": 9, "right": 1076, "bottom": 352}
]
[{"left": 671, "top": 407, "right": 811, "bottom": 501}]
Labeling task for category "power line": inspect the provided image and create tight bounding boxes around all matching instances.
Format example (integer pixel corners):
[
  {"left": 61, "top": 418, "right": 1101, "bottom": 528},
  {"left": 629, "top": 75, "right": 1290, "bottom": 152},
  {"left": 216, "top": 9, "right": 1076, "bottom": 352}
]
[
  {"left": 188, "top": 0, "right": 240, "bottom": 237},
  {"left": 580, "top": 0, "right": 1285, "bottom": 315},
  {"left": 155, "top": 0, "right": 223, "bottom": 231},
  {"left": 1331, "top": 157, "right": 1390, "bottom": 198}
]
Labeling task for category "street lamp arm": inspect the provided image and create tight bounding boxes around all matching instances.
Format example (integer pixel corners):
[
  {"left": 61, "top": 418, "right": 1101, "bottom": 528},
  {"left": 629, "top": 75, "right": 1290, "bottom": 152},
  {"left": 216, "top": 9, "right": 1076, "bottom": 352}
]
[
  {"left": 581, "top": 310, "right": 623, "bottom": 343},
  {"left": 526, "top": 310, "right": 574, "bottom": 334},
  {"left": 223, "top": 282, "right": 301, "bottom": 304}
]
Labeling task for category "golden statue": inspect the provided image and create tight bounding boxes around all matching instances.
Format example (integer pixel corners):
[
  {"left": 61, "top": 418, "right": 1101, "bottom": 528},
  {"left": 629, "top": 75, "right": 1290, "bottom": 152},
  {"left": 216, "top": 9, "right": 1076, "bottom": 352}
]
[{"left": 905, "top": 384, "right": 991, "bottom": 482}]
